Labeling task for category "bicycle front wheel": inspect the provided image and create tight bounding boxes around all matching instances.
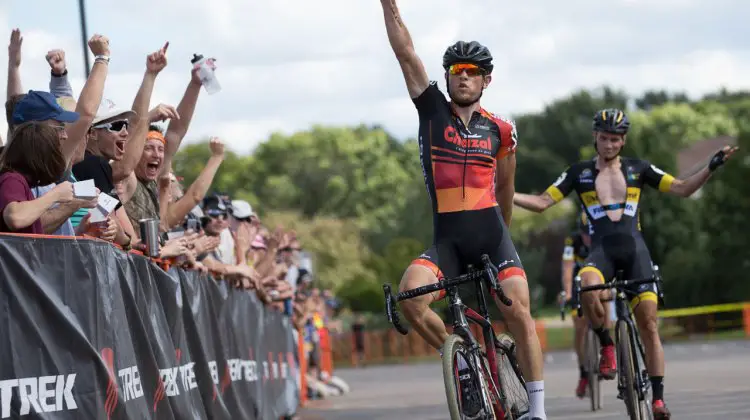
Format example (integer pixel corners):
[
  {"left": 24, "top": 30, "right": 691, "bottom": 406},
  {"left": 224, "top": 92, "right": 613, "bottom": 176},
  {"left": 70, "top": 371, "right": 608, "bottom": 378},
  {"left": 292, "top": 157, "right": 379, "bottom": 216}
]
[
  {"left": 442, "top": 334, "right": 497, "bottom": 420},
  {"left": 495, "top": 333, "right": 529, "bottom": 419},
  {"left": 617, "top": 321, "right": 641, "bottom": 420},
  {"left": 585, "top": 328, "right": 602, "bottom": 411}
]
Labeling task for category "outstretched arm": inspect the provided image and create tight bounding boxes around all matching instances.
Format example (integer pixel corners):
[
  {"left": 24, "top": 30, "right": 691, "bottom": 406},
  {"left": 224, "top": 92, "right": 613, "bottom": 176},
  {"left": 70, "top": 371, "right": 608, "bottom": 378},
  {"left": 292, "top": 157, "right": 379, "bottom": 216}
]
[
  {"left": 665, "top": 146, "right": 739, "bottom": 197},
  {"left": 513, "top": 192, "right": 556, "bottom": 213},
  {"left": 516, "top": 165, "right": 575, "bottom": 212},
  {"left": 380, "top": 0, "right": 429, "bottom": 98}
]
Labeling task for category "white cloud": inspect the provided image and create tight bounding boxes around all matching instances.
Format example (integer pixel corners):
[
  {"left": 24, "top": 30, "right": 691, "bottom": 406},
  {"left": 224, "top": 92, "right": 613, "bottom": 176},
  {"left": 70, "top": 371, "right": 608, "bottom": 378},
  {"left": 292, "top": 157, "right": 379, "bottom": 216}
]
[{"left": 2, "top": 0, "right": 750, "bottom": 152}]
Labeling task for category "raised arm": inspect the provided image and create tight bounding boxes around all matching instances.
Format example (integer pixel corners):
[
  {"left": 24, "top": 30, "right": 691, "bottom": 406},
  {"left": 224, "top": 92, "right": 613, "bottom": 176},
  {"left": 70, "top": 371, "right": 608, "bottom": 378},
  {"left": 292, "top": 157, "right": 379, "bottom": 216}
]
[
  {"left": 46, "top": 49, "right": 74, "bottom": 98},
  {"left": 6, "top": 29, "right": 23, "bottom": 101},
  {"left": 61, "top": 35, "right": 110, "bottom": 165},
  {"left": 380, "top": 0, "right": 429, "bottom": 98},
  {"left": 111, "top": 42, "right": 169, "bottom": 183},
  {"left": 165, "top": 138, "right": 225, "bottom": 229},
  {"left": 661, "top": 146, "right": 739, "bottom": 198}
]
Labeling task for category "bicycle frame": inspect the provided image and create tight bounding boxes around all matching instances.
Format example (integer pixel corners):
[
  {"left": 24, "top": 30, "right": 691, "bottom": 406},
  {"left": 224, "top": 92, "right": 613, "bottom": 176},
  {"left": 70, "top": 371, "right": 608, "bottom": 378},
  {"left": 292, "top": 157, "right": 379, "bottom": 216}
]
[
  {"left": 575, "top": 267, "right": 665, "bottom": 413},
  {"left": 447, "top": 276, "right": 503, "bottom": 413},
  {"left": 383, "top": 256, "right": 514, "bottom": 419}
]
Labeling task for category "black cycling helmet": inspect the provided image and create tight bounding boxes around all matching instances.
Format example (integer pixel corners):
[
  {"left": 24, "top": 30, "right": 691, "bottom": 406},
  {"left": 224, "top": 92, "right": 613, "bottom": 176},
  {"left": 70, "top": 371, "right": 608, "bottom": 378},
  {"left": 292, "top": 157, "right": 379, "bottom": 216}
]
[
  {"left": 442, "top": 41, "right": 494, "bottom": 74},
  {"left": 592, "top": 108, "right": 630, "bottom": 135}
]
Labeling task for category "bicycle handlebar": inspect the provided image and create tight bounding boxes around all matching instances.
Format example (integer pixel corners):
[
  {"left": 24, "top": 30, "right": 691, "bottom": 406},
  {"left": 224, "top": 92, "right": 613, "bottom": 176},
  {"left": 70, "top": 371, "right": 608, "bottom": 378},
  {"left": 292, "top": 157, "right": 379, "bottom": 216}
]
[
  {"left": 383, "top": 284, "right": 409, "bottom": 335},
  {"left": 382, "top": 254, "right": 512, "bottom": 335},
  {"left": 574, "top": 267, "right": 665, "bottom": 318}
]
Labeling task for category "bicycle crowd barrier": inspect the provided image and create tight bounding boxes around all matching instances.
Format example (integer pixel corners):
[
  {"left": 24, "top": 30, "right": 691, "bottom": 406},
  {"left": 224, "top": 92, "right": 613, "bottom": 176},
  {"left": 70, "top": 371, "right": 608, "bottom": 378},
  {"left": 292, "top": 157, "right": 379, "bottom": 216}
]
[{"left": 0, "top": 234, "right": 299, "bottom": 419}]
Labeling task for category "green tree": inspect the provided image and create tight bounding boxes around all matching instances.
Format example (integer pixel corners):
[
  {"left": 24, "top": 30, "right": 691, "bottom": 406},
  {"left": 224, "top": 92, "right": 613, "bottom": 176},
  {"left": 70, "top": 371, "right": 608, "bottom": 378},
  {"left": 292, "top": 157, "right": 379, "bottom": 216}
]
[
  {"left": 261, "top": 210, "right": 376, "bottom": 293},
  {"left": 684, "top": 120, "right": 750, "bottom": 305}
]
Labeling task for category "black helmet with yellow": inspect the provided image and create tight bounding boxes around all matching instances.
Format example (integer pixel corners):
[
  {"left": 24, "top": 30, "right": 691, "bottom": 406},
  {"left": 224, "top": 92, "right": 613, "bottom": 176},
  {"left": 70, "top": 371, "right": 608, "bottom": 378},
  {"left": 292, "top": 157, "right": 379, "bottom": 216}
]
[{"left": 592, "top": 108, "right": 630, "bottom": 135}]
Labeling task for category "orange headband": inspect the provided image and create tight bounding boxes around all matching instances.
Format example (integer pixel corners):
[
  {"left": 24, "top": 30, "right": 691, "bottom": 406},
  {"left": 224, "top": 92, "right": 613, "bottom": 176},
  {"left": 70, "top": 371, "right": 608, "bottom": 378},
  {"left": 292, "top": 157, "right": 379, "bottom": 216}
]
[{"left": 147, "top": 130, "right": 166, "bottom": 145}]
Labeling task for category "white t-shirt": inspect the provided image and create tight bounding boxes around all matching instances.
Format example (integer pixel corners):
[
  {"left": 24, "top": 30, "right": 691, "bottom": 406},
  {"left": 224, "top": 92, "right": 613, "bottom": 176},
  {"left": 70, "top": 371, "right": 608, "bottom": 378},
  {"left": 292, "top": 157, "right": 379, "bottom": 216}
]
[
  {"left": 216, "top": 228, "right": 236, "bottom": 266},
  {"left": 285, "top": 264, "right": 299, "bottom": 293}
]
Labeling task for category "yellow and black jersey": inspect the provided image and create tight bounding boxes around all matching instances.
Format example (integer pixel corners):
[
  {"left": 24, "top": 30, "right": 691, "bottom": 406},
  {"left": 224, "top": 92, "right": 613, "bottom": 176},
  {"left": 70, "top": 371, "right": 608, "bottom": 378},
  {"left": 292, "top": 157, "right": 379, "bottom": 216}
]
[{"left": 544, "top": 157, "right": 675, "bottom": 238}]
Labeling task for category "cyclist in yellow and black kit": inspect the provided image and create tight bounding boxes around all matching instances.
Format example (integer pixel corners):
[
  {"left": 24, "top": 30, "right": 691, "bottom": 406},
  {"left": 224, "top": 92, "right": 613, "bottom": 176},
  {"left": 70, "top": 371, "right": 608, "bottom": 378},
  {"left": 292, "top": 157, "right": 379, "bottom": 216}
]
[{"left": 513, "top": 108, "right": 738, "bottom": 419}]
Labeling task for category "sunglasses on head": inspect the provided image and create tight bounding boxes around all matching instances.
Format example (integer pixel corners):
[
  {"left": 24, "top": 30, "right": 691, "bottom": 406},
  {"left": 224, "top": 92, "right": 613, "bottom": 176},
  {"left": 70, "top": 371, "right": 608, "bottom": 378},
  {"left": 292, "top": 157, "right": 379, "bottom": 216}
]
[
  {"left": 448, "top": 63, "right": 485, "bottom": 77},
  {"left": 93, "top": 120, "right": 129, "bottom": 133}
]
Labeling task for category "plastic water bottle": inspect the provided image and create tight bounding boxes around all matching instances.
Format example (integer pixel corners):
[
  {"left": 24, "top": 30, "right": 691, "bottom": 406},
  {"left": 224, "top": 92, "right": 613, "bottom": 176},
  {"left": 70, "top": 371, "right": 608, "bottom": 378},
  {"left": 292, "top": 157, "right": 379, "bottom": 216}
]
[{"left": 191, "top": 54, "right": 221, "bottom": 95}]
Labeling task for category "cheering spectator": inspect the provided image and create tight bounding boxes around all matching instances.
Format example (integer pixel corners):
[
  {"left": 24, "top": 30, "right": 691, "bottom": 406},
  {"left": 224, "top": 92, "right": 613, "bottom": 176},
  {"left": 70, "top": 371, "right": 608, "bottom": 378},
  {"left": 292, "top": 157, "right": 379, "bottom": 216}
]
[
  {"left": 197, "top": 195, "right": 259, "bottom": 288},
  {"left": 0, "top": 123, "right": 73, "bottom": 234},
  {"left": 122, "top": 56, "right": 203, "bottom": 237},
  {"left": 9, "top": 91, "right": 98, "bottom": 235},
  {"left": 74, "top": 43, "right": 169, "bottom": 248}
]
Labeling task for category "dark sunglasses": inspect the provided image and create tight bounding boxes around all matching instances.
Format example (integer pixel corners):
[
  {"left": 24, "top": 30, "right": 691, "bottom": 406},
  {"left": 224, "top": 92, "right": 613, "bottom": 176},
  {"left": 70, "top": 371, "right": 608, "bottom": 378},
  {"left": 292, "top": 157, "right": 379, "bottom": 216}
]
[
  {"left": 206, "top": 209, "right": 227, "bottom": 219},
  {"left": 93, "top": 120, "right": 129, "bottom": 133}
]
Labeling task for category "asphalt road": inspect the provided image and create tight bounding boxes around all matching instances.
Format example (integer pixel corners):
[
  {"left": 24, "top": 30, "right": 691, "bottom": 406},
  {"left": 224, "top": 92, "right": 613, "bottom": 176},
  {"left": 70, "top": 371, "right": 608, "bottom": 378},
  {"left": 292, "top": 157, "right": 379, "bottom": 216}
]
[{"left": 300, "top": 339, "right": 750, "bottom": 419}]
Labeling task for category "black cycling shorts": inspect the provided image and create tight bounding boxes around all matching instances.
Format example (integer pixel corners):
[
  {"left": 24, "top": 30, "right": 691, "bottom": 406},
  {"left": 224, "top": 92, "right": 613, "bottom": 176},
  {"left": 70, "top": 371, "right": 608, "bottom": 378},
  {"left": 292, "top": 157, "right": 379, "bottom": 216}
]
[
  {"left": 411, "top": 207, "right": 525, "bottom": 301},
  {"left": 579, "top": 233, "right": 658, "bottom": 310}
]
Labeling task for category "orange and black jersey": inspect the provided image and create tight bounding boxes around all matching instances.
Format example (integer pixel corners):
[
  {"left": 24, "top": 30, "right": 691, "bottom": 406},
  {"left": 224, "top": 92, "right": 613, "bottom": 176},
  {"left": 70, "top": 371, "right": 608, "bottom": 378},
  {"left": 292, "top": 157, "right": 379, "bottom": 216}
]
[
  {"left": 544, "top": 157, "right": 675, "bottom": 240},
  {"left": 413, "top": 81, "right": 518, "bottom": 214}
]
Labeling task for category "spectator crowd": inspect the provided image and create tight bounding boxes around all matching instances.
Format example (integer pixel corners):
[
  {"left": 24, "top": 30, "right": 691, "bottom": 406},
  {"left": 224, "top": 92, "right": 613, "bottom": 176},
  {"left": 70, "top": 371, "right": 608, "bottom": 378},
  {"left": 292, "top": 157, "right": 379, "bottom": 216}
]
[{"left": 0, "top": 29, "right": 348, "bottom": 411}]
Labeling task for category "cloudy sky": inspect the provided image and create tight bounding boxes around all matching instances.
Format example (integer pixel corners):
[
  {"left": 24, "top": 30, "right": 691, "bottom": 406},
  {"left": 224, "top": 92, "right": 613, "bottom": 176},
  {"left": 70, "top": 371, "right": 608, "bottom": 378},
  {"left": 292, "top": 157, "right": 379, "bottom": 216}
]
[{"left": 2, "top": 0, "right": 749, "bottom": 153}]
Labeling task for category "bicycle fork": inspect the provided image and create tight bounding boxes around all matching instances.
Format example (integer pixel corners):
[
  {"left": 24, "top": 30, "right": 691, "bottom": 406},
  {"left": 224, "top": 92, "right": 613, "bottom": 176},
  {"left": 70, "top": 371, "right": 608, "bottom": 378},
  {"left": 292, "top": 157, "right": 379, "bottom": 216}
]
[
  {"left": 448, "top": 287, "right": 503, "bottom": 419},
  {"left": 614, "top": 301, "right": 651, "bottom": 402}
]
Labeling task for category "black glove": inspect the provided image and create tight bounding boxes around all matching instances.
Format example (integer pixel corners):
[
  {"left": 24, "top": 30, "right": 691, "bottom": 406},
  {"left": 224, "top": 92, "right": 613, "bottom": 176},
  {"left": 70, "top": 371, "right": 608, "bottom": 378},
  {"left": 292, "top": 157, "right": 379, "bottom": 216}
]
[{"left": 708, "top": 149, "right": 727, "bottom": 172}]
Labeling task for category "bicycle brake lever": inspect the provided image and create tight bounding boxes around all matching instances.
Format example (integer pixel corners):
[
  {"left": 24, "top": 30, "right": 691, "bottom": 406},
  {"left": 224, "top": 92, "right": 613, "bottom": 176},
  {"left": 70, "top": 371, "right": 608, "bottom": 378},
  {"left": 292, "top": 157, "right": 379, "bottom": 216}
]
[{"left": 382, "top": 284, "right": 409, "bottom": 335}]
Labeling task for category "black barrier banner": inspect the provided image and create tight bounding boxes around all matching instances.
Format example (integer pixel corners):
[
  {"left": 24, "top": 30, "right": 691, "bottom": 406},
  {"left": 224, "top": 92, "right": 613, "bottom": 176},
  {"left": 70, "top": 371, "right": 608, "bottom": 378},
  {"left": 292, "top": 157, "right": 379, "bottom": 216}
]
[{"left": 0, "top": 235, "right": 299, "bottom": 419}]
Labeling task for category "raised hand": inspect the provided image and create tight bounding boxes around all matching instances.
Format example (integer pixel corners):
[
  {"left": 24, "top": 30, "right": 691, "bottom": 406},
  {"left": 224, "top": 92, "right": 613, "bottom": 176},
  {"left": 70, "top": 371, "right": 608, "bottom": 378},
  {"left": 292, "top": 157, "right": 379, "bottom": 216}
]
[
  {"left": 88, "top": 34, "right": 110, "bottom": 57},
  {"left": 148, "top": 103, "right": 180, "bottom": 122},
  {"left": 209, "top": 137, "right": 225, "bottom": 158},
  {"left": 146, "top": 42, "right": 169, "bottom": 74},
  {"left": 46, "top": 49, "right": 67, "bottom": 75},
  {"left": 8, "top": 29, "right": 22, "bottom": 68}
]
